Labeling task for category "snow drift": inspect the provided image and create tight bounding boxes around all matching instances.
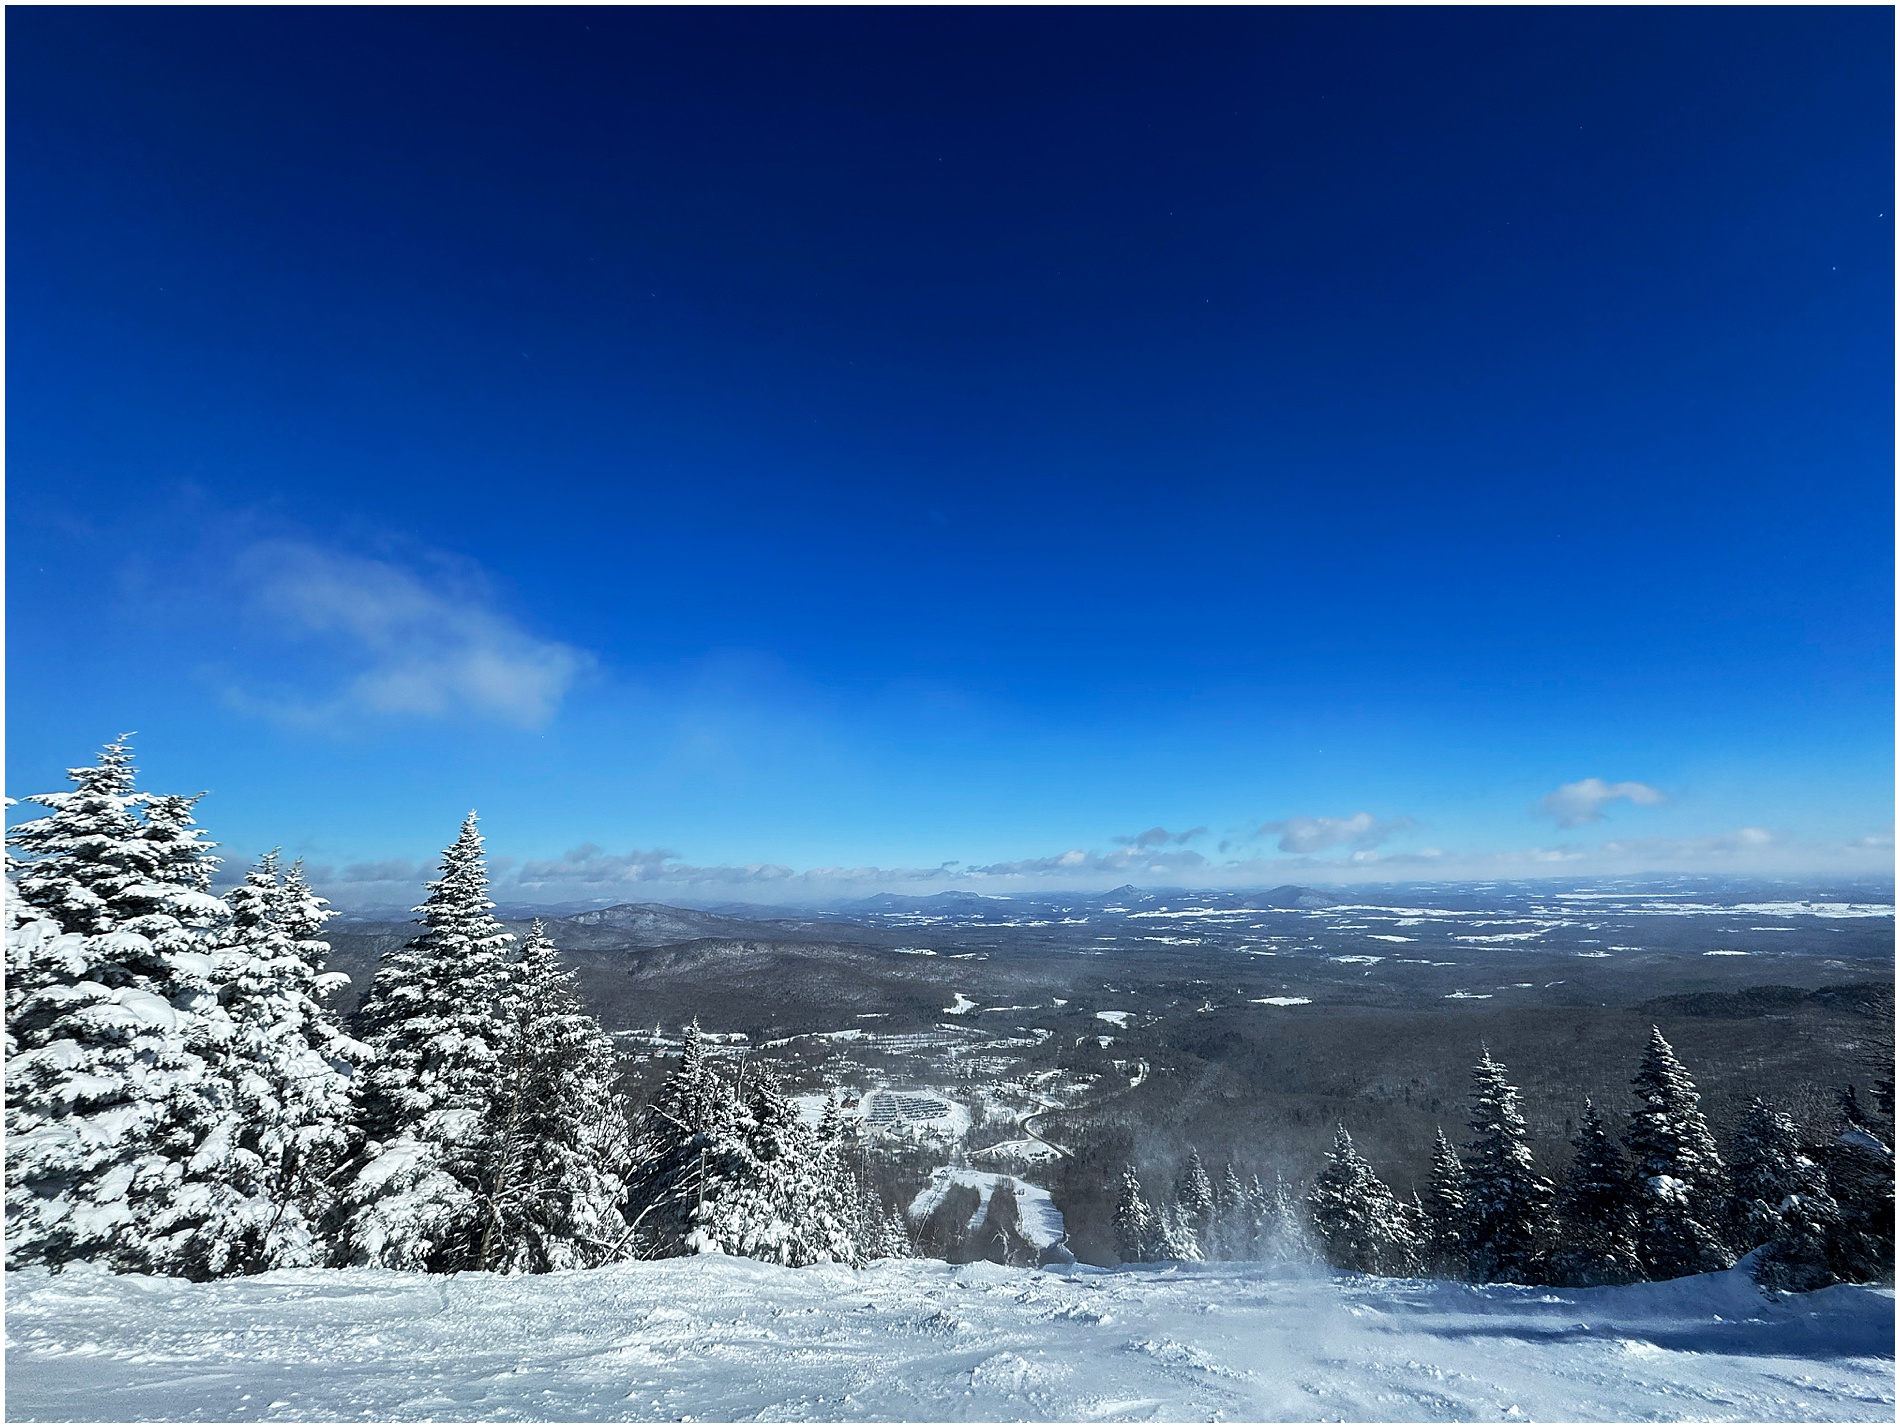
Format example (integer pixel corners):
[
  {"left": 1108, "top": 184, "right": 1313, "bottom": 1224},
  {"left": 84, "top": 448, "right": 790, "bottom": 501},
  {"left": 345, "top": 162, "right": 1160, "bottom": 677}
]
[{"left": 6, "top": 1256, "right": 1892, "bottom": 1422}]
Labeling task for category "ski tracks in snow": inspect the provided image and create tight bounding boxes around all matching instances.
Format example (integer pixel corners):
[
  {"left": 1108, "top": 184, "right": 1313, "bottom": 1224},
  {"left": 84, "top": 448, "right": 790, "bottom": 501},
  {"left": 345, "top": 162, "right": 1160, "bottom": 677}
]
[{"left": 5, "top": 1257, "right": 1893, "bottom": 1422}]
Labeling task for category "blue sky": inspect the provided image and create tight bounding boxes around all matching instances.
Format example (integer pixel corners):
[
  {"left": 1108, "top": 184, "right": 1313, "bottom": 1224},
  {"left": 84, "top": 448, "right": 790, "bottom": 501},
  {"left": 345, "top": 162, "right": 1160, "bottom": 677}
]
[{"left": 7, "top": 8, "right": 1893, "bottom": 905}]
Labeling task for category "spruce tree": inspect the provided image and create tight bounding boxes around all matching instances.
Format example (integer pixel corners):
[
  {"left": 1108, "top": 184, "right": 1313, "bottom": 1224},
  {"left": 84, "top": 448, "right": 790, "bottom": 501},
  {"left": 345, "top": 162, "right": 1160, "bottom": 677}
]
[
  {"left": 879, "top": 1203, "right": 917, "bottom": 1258},
  {"left": 1419, "top": 1128, "right": 1469, "bottom": 1279},
  {"left": 1548, "top": 1101, "right": 1644, "bottom": 1287},
  {"left": 1726, "top": 1096, "right": 1839, "bottom": 1291},
  {"left": 1212, "top": 1162, "right": 1252, "bottom": 1260},
  {"left": 624, "top": 1023, "right": 743, "bottom": 1259},
  {"left": 472, "top": 922, "right": 632, "bottom": 1273},
  {"left": 700, "top": 1060, "right": 806, "bottom": 1265},
  {"left": 1263, "top": 1172, "right": 1311, "bottom": 1264},
  {"left": 1624, "top": 1027, "right": 1733, "bottom": 1279},
  {"left": 1307, "top": 1125, "right": 1418, "bottom": 1275},
  {"left": 1461, "top": 1047, "right": 1553, "bottom": 1283},
  {"left": 795, "top": 1084, "right": 862, "bottom": 1266},
  {"left": 848, "top": 1174, "right": 912, "bottom": 1260},
  {"left": 336, "top": 813, "right": 516, "bottom": 1270},
  {"left": 1113, "top": 1168, "right": 1161, "bottom": 1263},
  {"left": 205, "top": 852, "right": 362, "bottom": 1273},
  {"left": 9, "top": 736, "right": 149, "bottom": 933},
  {"left": 1173, "top": 1150, "right": 1216, "bottom": 1247},
  {"left": 1156, "top": 1199, "right": 1202, "bottom": 1261},
  {"left": 6, "top": 740, "right": 248, "bottom": 1277},
  {"left": 1818, "top": 1087, "right": 1894, "bottom": 1286}
]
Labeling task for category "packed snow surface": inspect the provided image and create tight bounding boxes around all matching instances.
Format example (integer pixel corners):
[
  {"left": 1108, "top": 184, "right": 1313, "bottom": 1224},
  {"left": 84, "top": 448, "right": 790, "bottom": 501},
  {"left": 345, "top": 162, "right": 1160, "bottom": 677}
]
[{"left": 7, "top": 1259, "right": 1891, "bottom": 1423}]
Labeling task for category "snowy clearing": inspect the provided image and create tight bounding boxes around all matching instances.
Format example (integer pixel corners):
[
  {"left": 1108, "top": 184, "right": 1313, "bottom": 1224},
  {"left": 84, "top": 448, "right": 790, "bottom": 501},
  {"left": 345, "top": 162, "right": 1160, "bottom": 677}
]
[
  {"left": 909, "top": 1169, "right": 1066, "bottom": 1250},
  {"left": 5, "top": 1259, "right": 1890, "bottom": 1423}
]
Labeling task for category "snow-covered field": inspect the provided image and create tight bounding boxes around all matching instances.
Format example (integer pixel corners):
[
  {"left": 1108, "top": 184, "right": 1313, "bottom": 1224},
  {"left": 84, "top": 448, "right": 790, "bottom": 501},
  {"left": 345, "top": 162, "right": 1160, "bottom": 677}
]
[{"left": 6, "top": 1258, "right": 1892, "bottom": 1422}]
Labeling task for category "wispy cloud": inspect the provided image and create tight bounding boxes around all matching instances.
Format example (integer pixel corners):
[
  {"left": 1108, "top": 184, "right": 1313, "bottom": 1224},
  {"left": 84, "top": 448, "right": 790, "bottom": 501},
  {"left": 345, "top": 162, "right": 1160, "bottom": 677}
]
[
  {"left": 1112, "top": 826, "right": 1207, "bottom": 848},
  {"left": 1540, "top": 778, "right": 1666, "bottom": 828},
  {"left": 235, "top": 541, "right": 591, "bottom": 728},
  {"left": 1255, "top": 812, "right": 1416, "bottom": 854}
]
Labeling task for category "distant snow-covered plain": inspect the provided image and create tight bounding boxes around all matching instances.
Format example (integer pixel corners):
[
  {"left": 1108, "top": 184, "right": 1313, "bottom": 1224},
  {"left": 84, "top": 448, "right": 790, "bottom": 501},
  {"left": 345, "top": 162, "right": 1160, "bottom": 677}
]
[{"left": 6, "top": 1258, "right": 1892, "bottom": 1422}]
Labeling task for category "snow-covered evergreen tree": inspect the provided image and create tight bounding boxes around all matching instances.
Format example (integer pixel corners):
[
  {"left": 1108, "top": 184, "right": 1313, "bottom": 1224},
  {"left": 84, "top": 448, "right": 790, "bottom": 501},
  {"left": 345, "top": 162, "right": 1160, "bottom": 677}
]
[
  {"left": 1624, "top": 1027, "right": 1732, "bottom": 1279},
  {"left": 1262, "top": 1172, "right": 1312, "bottom": 1264},
  {"left": 624, "top": 1023, "right": 744, "bottom": 1259},
  {"left": 1156, "top": 1198, "right": 1203, "bottom": 1261},
  {"left": 5, "top": 739, "right": 249, "bottom": 1277},
  {"left": 9, "top": 737, "right": 150, "bottom": 934},
  {"left": 1461, "top": 1048, "right": 1553, "bottom": 1284},
  {"left": 1419, "top": 1128, "right": 1469, "bottom": 1279},
  {"left": 1307, "top": 1125, "right": 1418, "bottom": 1275},
  {"left": 1726, "top": 1096, "right": 1838, "bottom": 1291},
  {"left": 1818, "top": 1087, "right": 1893, "bottom": 1286},
  {"left": 1113, "top": 1168, "right": 1162, "bottom": 1263},
  {"left": 796, "top": 1086, "right": 863, "bottom": 1267},
  {"left": 1210, "top": 1162, "right": 1253, "bottom": 1259},
  {"left": 1173, "top": 1149, "right": 1215, "bottom": 1247},
  {"left": 720, "top": 1061, "right": 814, "bottom": 1264},
  {"left": 470, "top": 922, "right": 632, "bottom": 1273},
  {"left": 1548, "top": 1100, "right": 1644, "bottom": 1287},
  {"left": 851, "top": 1174, "right": 914, "bottom": 1260},
  {"left": 335, "top": 813, "right": 516, "bottom": 1270},
  {"left": 205, "top": 852, "right": 362, "bottom": 1273}
]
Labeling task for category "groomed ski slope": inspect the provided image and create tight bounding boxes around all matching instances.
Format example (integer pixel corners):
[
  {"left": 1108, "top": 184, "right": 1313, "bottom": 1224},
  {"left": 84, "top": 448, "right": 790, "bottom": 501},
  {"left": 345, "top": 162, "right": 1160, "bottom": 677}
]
[{"left": 6, "top": 1256, "right": 1892, "bottom": 1422}]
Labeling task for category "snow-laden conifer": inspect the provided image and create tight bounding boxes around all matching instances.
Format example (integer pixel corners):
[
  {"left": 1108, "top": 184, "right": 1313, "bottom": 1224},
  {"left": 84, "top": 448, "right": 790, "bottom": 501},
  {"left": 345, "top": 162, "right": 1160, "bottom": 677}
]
[
  {"left": 698, "top": 1060, "right": 800, "bottom": 1263},
  {"left": 336, "top": 813, "right": 515, "bottom": 1270},
  {"left": 204, "top": 852, "right": 362, "bottom": 1272},
  {"left": 796, "top": 1086, "right": 863, "bottom": 1266},
  {"left": 1209, "top": 1162, "right": 1253, "bottom": 1259},
  {"left": 690, "top": 1059, "right": 857, "bottom": 1266},
  {"left": 1113, "top": 1168, "right": 1162, "bottom": 1263},
  {"left": 1624, "top": 1027, "right": 1732, "bottom": 1279},
  {"left": 625, "top": 1023, "right": 744, "bottom": 1259},
  {"left": 1172, "top": 1150, "right": 1215, "bottom": 1247},
  {"left": 852, "top": 1175, "right": 915, "bottom": 1260},
  {"left": 878, "top": 1203, "right": 917, "bottom": 1258},
  {"left": 1419, "top": 1128, "right": 1469, "bottom": 1278},
  {"left": 469, "top": 922, "right": 631, "bottom": 1273},
  {"left": 5, "top": 741, "right": 247, "bottom": 1276},
  {"left": 1461, "top": 1048, "right": 1553, "bottom": 1283},
  {"left": 1548, "top": 1100, "right": 1644, "bottom": 1287},
  {"left": 1725, "top": 1096, "right": 1838, "bottom": 1291},
  {"left": 9, "top": 737, "right": 149, "bottom": 933},
  {"left": 1262, "top": 1172, "right": 1313, "bottom": 1264},
  {"left": 1817, "top": 1087, "right": 1892, "bottom": 1285},
  {"left": 1307, "top": 1125, "right": 1418, "bottom": 1275},
  {"left": 1156, "top": 1198, "right": 1202, "bottom": 1261}
]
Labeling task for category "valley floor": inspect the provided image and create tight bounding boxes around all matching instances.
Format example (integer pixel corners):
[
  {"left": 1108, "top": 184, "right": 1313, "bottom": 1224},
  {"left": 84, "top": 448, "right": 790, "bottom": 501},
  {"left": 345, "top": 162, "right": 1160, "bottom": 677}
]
[{"left": 5, "top": 1256, "right": 1893, "bottom": 1423}]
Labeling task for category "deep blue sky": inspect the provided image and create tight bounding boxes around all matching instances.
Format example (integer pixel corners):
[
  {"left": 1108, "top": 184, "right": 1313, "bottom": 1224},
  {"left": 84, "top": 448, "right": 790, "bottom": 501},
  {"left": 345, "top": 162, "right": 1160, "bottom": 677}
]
[{"left": 8, "top": 7, "right": 1893, "bottom": 904}]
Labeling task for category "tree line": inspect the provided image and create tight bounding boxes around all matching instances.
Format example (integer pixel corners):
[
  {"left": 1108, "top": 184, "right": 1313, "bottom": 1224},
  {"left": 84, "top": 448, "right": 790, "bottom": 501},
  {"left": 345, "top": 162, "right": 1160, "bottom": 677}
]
[
  {"left": 1115, "top": 1039, "right": 1893, "bottom": 1289},
  {"left": 6, "top": 739, "right": 911, "bottom": 1279},
  {"left": 10, "top": 738, "right": 1892, "bottom": 1288}
]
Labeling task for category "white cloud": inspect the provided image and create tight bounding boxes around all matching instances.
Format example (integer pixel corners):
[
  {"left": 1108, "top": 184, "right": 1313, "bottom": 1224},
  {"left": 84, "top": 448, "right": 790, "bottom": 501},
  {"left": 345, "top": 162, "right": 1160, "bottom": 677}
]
[
  {"left": 1112, "top": 826, "right": 1208, "bottom": 848},
  {"left": 1256, "top": 812, "right": 1416, "bottom": 854},
  {"left": 238, "top": 541, "right": 591, "bottom": 728},
  {"left": 1540, "top": 778, "right": 1666, "bottom": 828}
]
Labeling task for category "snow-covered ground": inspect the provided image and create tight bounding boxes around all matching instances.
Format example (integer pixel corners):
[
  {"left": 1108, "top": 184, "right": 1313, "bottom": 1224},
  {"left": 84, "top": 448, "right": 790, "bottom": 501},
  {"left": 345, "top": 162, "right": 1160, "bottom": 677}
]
[
  {"left": 908, "top": 1168, "right": 1067, "bottom": 1251},
  {"left": 6, "top": 1258, "right": 1891, "bottom": 1422}
]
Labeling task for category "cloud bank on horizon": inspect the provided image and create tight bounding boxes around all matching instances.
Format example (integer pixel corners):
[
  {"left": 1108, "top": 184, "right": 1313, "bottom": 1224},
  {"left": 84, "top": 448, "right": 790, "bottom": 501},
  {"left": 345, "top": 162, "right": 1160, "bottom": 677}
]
[{"left": 301, "top": 818, "right": 1894, "bottom": 910}]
